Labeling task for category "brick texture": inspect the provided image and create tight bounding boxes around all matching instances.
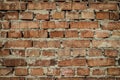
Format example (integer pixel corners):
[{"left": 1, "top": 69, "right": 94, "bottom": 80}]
[{"left": 0, "top": 0, "right": 120, "bottom": 80}]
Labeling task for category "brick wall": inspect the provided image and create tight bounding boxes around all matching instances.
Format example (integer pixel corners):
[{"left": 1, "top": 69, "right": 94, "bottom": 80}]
[{"left": 0, "top": 0, "right": 120, "bottom": 80}]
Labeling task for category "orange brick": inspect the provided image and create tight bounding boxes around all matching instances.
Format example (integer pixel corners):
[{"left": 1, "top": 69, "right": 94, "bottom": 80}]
[
  {"left": 66, "top": 12, "right": 79, "bottom": 19},
  {"left": 70, "top": 21, "right": 98, "bottom": 29},
  {"left": 15, "top": 68, "right": 28, "bottom": 76},
  {"left": 8, "top": 30, "right": 22, "bottom": 38},
  {"left": 42, "top": 50, "right": 55, "bottom": 57},
  {"left": 35, "top": 13, "right": 49, "bottom": 20},
  {"left": 107, "top": 68, "right": 120, "bottom": 76},
  {"left": 5, "top": 12, "right": 18, "bottom": 20},
  {"left": 87, "top": 58, "right": 115, "bottom": 66},
  {"left": 0, "top": 49, "right": 10, "bottom": 57},
  {"left": 72, "top": 3, "right": 87, "bottom": 10},
  {"left": 81, "top": 11, "right": 94, "bottom": 19},
  {"left": 77, "top": 68, "right": 90, "bottom": 76},
  {"left": 72, "top": 49, "right": 86, "bottom": 57},
  {"left": 65, "top": 30, "right": 78, "bottom": 38},
  {"left": 63, "top": 40, "right": 90, "bottom": 48},
  {"left": 52, "top": 12, "right": 64, "bottom": 19},
  {"left": 80, "top": 30, "right": 94, "bottom": 38},
  {"left": 88, "top": 49, "right": 102, "bottom": 57},
  {"left": 23, "top": 30, "right": 48, "bottom": 38},
  {"left": 58, "top": 2, "right": 72, "bottom": 10},
  {"left": 96, "top": 12, "right": 109, "bottom": 19},
  {"left": 105, "top": 49, "right": 118, "bottom": 57},
  {"left": 90, "top": 3, "right": 118, "bottom": 10},
  {"left": 61, "top": 68, "right": 75, "bottom": 76},
  {"left": 93, "top": 69, "right": 105, "bottom": 75},
  {"left": 50, "top": 31, "right": 64, "bottom": 38},
  {"left": 30, "top": 68, "right": 43, "bottom": 76},
  {"left": 20, "top": 12, "right": 33, "bottom": 20},
  {"left": 5, "top": 40, "right": 32, "bottom": 48}
]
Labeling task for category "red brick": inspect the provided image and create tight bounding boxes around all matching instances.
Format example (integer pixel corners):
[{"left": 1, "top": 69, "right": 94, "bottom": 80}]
[
  {"left": 5, "top": 40, "right": 32, "bottom": 48},
  {"left": 77, "top": 68, "right": 90, "bottom": 76},
  {"left": 63, "top": 40, "right": 90, "bottom": 48},
  {"left": 61, "top": 68, "right": 75, "bottom": 76},
  {"left": 58, "top": 58, "right": 86, "bottom": 67},
  {"left": 20, "top": 12, "right": 33, "bottom": 20},
  {"left": 0, "top": 68, "right": 13, "bottom": 76},
  {"left": 90, "top": 3, "right": 118, "bottom": 10},
  {"left": 35, "top": 13, "right": 49, "bottom": 20},
  {"left": 107, "top": 68, "right": 120, "bottom": 76},
  {"left": 102, "top": 22, "right": 120, "bottom": 30},
  {"left": 72, "top": 49, "right": 86, "bottom": 57},
  {"left": 46, "top": 68, "right": 60, "bottom": 76},
  {"left": 8, "top": 30, "right": 22, "bottom": 38},
  {"left": 29, "top": 59, "right": 56, "bottom": 66},
  {"left": 87, "top": 58, "right": 115, "bottom": 66},
  {"left": 50, "top": 31, "right": 64, "bottom": 38},
  {"left": 23, "top": 30, "right": 47, "bottom": 38},
  {"left": 0, "top": 2, "right": 26, "bottom": 10},
  {"left": 92, "top": 40, "right": 120, "bottom": 48},
  {"left": 2, "top": 59, "right": 27, "bottom": 67},
  {"left": 58, "top": 2, "right": 72, "bottom": 10},
  {"left": 66, "top": 12, "right": 79, "bottom": 19},
  {"left": 42, "top": 50, "right": 55, "bottom": 57},
  {"left": 41, "top": 21, "right": 68, "bottom": 29},
  {"left": 70, "top": 21, "right": 98, "bottom": 29},
  {"left": 81, "top": 11, "right": 94, "bottom": 19},
  {"left": 110, "top": 12, "right": 119, "bottom": 20},
  {"left": 96, "top": 12, "right": 109, "bottom": 19},
  {"left": 28, "top": 2, "right": 56, "bottom": 10},
  {"left": 5, "top": 12, "right": 18, "bottom": 20},
  {"left": 30, "top": 68, "right": 43, "bottom": 76},
  {"left": 52, "top": 12, "right": 64, "bottom": 19},
  {"left": 88, "top": 49, "right": 102, "bottom": 57},
  {"left": 11, "top": 21, "right": 39, "bottom": 29},
  {"left": 26, "top": 49, "right": 40, "bottom": 57},
  {"left": 93, "top": 69, "right": 105, "bottom": 75},
  {"left": 15, "top": 68, "right": 28, "bottom": 76},
  {"left": 104, "top": 49, "right": 118, "bottom": 57},
  {"left": 57, "top": 48, "right": 71, "bottom": 57},
  {"left": 33, "top": 40, "right": 60, "bottom": 48},
  {"left": 65, "top": 30, "right": 78, "bottom": 38},
  {"left": 80, "top": 30, "right": 94, "bottom": 38},
  {"left": 0, "top": 77, "right": 25, "bottom": 80},
  {"left": 95, "top": 31, "right": 110, "bottom": 38},
  {"left": 11, "top": 49, "right": 25, "bottom": 57},
  {"left": 0, "top": 21, "right": 10, "bottom": 29},
  {"left": 72, "top": 3, "right": 87, "bottom": 10},
  {"left": 0, "top": 49, "right": 10, "bottom": 57}
]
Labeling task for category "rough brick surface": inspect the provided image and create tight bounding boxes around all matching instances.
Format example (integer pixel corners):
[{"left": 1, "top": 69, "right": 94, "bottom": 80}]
[{"left": 0, "top": 0, "right": 120, "bottom": 80}]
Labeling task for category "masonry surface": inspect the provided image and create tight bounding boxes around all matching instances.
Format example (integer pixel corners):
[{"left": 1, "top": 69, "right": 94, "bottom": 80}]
[{"left": 0, "top": 0, "right": 120, "bottom": 80}]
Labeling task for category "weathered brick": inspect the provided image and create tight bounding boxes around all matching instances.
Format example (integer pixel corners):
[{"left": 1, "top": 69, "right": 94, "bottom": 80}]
[
  {"left": 90, "top": 3, "right": 118, "bottom": 10},
  {"left": 92, "top": 69, "right": 105, "bottom": 75},
  {"left": 87, "top": 58, "right": 115, "bottom": 66},
  {"left": 26, "top": 49, "right": 39, "bottom": 57},
  {"left": 63, "top": 40, "right": 90, "bottom": 48},
  {"left": 8, "top": 30, "right": 22, "bottom": 38},
  {"left": 72, "top": 3, "right": 87, "bottom": 10},
  {"left": 110, "top": 12, "right": 119, "bottom": 20},
  {"left": 30, "top": 68, "right": 44, "bottom": 76},
  {"left": 70, "top": 21, "right": 98, "bottom": 29},
  {"left": 88, "top": 49, "right": 102, "bottom": 57},
  {"left": 58, "top": 58, "right": 86, "bottom": 67},
  {"left": 20, "top": 12, "right": 33, "bottom": 20},
  {"left": 77, "top": 68, "right": 90, "bottom": 76},
  {"left": 50, "top": 31, "right": 64, "bottom": 38},
  {"left": 11, "top": 21, "right": 39, "bottom": 29},
  {"left": 72, "top": 49, "right": 86, "bottom": 57},
  {"left": 102, "top": 22, "right": 120, "bottom": 30},
  {"left": 5, "top": 12, "right": 18, "bottom": 20},
  {"left": 66, "top": 12, "right": 79, "bottom": 19},
  {"left": 35, "top": 13, "right": 49, "bottom": 20},
  {"left": 0, "top": 49, "right": 10, "bottom": 56},
  {"left": 5, "top": 40, "right": 32, "bottom": 48},
  {"left": 42, "top": 50, "right": 55, "bottom": 57},
  {"left": 52, "top": 12, "right": 64, "bottom": 19},
  {"left": 41, "top": 21, "right": 68, "bottom": 29},
  {"left": 81, "top": 11, "right": 94, "bottom": 19},
  {"left": 95, "top": 31, "right": 110, "bottom": 38},
  {"left": 15, "top": 68, "right": 28, "bottom": 76},
  {"left": 57, "top": 48, "right": 71, "bottom": 57},
  {"left": 104, "top": 49, "right": 118, "bottom": 57},
  {"left": 2, "top": 59, "right": 27, "bottom": 67},
  {"left": 0, "top": 21, "right": 10, "bottom": 29},
  {"left": 61, "top": 68, "right": 75, "bottom": 76},
  {"left": 58, "top": 2, "right": 72, "bottom": 10},
  {"left": 23, "top": 30, "right": 47, "bottom": 38},
  {"left": 0, "top": 68, "right": 13, "bottom": 76},
  {"left": 33, "top": 40, "right": 60, "bottom": 48},
  {"left": 11, "top": 49, "right": 25, "bottom": 57}
]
